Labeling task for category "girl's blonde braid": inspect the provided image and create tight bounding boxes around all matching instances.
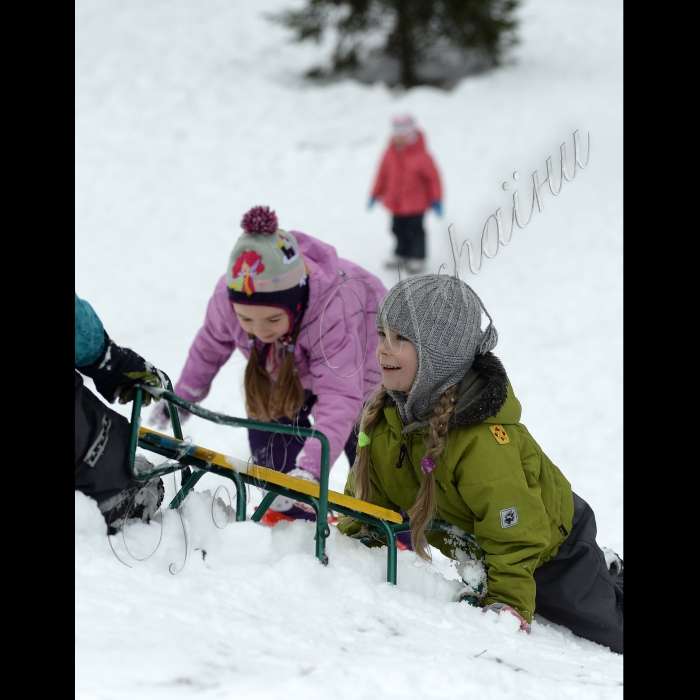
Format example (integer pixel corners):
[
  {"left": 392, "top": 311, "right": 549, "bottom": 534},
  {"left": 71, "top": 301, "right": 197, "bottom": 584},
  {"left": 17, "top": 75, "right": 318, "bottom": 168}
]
[
  {"left": 408, "top": 382, "right": 460, "bottom": 560},
  {"left": 350, "top": 385, "right": 388, "bottom": 503},
  {"left": 338, "top": 384, "right": 389, "bottom": 534}
]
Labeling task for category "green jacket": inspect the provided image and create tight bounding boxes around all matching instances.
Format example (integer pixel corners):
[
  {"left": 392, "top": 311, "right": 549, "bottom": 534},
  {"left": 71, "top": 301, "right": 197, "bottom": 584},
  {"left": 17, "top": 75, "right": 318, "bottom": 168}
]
[{"left": 339, "top": 353, "right": 574, "bottom": 623}]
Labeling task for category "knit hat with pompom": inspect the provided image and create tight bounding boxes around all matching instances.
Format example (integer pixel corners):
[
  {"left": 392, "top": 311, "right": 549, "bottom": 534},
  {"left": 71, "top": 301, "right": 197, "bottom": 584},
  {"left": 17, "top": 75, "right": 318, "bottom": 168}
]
[
  {"left": 227, "top": 206, "right": 309, "bottom": 329},
  {"left": 392, "top": 113, "right": 419, "bottom": 143}
]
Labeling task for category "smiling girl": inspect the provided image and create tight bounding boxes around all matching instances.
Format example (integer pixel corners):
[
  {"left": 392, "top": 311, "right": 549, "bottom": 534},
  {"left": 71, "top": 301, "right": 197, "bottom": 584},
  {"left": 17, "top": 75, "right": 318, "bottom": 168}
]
[
  {"left": 376, "top": 327, "right": 418, "bottom": 392},
  {"left": 339, "top": 274, "right": 623, "bottom": 654},
  {"left": 152, "top": 206, "right": 387, "bottom": 524}
]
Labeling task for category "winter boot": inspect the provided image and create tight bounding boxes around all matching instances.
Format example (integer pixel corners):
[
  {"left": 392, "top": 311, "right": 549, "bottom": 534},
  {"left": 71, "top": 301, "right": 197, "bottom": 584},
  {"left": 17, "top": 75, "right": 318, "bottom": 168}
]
[
  {"left": 404, "top": 259, "right": 425, "bottom": 275},
  {"left": 133, "top": 453, "right": 159, "bottom": 476},
  {"left": 99, "top": 476, "right": 165, "bottom": 536},
  {"left": 395, "top": 530, "right": 412, "bottom": 551},
  {"left": 258, "top": 508, "right": 295, "bottom": 526},
  {"left": 255, "top": 505, "right": 338, "bottom": 527},
  {"left": 602, "top": 547, "right": 624, "bottom": 591}
]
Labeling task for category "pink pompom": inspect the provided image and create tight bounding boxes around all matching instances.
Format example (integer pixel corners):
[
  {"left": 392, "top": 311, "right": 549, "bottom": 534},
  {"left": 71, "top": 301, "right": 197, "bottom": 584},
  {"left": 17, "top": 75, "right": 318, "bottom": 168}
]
[
  {"left": 241, "top": 206, "right": 278, "bottom": 235},
  {"left": 420, "top": 457, "right": 435, "bottom": 474}
]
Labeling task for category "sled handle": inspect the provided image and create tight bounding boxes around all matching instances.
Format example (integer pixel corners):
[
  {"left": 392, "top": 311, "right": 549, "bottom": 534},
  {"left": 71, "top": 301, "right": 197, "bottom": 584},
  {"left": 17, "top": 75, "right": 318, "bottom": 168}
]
[{"left": 130, "top": 377, "right": 333, "bottom": 561}]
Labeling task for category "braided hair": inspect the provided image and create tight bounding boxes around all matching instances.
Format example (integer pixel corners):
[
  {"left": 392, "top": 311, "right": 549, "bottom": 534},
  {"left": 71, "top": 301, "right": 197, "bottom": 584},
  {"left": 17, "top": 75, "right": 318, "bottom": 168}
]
[{"left": 347, "top": 382, "right": 460, "bottom": 561}]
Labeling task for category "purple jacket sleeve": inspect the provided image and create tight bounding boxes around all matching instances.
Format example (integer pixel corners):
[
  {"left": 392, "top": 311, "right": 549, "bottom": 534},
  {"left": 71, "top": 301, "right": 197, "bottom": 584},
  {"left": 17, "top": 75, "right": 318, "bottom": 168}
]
[
  {"left": 175, "top": 280, "right": 238, "bottom": 403},
  {"left": 294, "top": 299, "right": 369, "bottom": 480}
]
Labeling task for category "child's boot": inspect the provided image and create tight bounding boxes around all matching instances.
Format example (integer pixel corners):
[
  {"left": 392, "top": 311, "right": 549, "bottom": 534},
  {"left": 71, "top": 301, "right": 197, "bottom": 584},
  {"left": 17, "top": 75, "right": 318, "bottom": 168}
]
[
  {"left": 602, "top": 547, "right": 623, "bottom": 590},
  {"left": 405, "top": 259, "right": 425, "bottom": 275},
  {"left": 99, "top": 475, "right": 165, "bottom": 536}
]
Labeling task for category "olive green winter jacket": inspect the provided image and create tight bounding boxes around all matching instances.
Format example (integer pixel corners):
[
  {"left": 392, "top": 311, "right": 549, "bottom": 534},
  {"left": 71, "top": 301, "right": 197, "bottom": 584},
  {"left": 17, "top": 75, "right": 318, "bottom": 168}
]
[{"left": 339, "top": 353, "right": 574, "bottom": 623}]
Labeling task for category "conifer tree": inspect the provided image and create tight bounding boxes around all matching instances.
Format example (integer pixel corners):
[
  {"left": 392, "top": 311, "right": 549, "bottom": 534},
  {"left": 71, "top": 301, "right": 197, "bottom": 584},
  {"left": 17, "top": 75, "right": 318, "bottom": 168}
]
[{"left": 270, "top": 0, "right": 520, "bottom": 89}]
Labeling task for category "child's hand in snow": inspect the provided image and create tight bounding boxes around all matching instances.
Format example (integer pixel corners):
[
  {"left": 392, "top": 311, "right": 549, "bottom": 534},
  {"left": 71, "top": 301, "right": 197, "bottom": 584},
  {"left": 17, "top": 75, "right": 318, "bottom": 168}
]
[
  {"left": 483, "top": 602, "right": 531, "bottom": 634},
  {"left": 287, "top": 467, "right": 319, "bottom": 514}
]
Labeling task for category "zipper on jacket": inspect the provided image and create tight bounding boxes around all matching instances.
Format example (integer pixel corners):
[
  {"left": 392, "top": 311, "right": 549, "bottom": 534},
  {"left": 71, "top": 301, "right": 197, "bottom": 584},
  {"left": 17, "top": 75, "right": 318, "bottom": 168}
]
[
  {"left": 396, "top": 410, "right": 419, "bottom": 483},
  {"left": 395, "top": 443, "right": 407, "bottom": 469},
  {"left": 403, "top": 439, "right": 421, "bottom": 483}
]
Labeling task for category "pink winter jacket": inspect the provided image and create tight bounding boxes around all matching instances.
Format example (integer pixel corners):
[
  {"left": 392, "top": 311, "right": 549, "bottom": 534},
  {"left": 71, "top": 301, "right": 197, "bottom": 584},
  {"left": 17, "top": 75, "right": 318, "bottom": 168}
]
[
  {"left": 174, "top": 231, "right": 388, "bottom": 479},
  {"left": 371, "top": 132, "right": 442, "bottom": 216}
]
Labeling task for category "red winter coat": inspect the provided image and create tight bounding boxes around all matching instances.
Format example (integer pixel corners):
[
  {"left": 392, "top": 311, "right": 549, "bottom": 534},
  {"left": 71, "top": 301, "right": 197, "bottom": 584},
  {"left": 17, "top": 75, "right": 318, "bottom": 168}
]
[{"left": 371, "top": 132, "right": 442, "bottom": 216}]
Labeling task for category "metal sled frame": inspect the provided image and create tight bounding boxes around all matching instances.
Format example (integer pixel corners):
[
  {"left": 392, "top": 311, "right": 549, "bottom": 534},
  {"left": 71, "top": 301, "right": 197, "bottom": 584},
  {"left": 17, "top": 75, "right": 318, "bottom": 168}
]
[
  {"left": 127, "top": 375, "right": 483, "bottom": 588},
  {"left": 126, "top": 375, "right": 405, "bottom": 580}
]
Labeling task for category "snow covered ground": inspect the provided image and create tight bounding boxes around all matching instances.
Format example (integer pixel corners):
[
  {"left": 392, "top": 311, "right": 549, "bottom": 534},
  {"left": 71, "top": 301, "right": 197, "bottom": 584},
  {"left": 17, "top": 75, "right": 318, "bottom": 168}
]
[{"left": 75, "top": 0, "right": 623, "bottom": 697}]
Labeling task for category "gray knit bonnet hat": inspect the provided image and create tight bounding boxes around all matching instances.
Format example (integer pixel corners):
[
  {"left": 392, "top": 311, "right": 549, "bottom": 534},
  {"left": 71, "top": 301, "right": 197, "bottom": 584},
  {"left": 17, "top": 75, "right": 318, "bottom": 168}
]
[{"left": 376, "top": 274, "right": 498, "bottom": 425}]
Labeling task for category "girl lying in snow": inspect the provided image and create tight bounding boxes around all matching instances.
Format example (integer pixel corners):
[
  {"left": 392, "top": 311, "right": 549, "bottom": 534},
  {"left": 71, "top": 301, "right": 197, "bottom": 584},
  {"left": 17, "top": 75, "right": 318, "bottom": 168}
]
[
  {"left": 151, "top": 205, "right": 387, "bottom": 525},
  {"left": 338, "top": 274, "right": 623, "bottom": 654}
]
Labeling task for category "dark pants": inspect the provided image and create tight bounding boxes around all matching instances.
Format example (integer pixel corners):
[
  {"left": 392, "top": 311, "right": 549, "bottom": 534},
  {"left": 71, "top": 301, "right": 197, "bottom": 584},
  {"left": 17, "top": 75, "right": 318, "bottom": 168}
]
[
  {"left": 247, "top": 393, "right": 358, "bottom": 520},
  {"left": 248, "top": 393, "right": 358, "bottom": 472},
  {"left": 392, "top": 214, "right": 426, "bottom": 260},
  {"left": 75, "top": 371, "right": 136, "bottom": 503},
  {"left": 534, "top": 492, "right": 623, "bottom": 654}
]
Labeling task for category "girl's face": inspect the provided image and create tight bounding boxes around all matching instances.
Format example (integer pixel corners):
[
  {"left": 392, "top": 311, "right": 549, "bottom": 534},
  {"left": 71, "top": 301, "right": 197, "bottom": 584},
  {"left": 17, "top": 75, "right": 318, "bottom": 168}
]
[
  {"left": 376, "top": 327, "right": 418, "bottom": 393},
  {"left": 233, "top": 304, "right": 290, "bottom": 343}
]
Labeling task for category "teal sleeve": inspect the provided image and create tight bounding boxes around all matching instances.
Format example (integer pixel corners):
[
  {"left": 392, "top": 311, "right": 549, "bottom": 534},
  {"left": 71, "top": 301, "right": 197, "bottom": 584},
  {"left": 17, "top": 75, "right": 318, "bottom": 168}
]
[{"left": 75, "top": 293, "right": 106, "bottom": 367}]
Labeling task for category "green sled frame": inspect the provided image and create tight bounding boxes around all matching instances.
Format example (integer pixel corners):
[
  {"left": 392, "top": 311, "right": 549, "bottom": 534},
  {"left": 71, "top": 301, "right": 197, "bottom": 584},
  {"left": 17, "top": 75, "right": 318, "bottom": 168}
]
[{"left": 127, "top": 374, "right": 485, "bottom": 594}]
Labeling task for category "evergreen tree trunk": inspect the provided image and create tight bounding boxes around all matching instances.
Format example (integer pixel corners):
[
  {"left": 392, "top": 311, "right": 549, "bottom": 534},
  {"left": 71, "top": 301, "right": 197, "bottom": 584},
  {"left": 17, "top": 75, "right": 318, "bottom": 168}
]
[
  {"left": 395, "top": 0, "right": 416, "bottom": 89},
  {"left": 271, "top": 0, "right": 520, "bottom": 90}
]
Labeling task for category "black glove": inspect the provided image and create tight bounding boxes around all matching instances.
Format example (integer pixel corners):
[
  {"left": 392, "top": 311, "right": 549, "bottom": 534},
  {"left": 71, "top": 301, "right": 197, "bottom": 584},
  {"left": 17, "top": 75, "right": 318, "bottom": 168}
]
[{"left": 79, "top": 332, "right": 164, "bottom": 406}]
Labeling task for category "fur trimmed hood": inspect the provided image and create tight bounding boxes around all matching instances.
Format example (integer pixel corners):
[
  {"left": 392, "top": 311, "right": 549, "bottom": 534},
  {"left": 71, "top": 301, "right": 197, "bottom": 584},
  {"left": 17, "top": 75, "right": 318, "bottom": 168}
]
[
  {"left": 386, "top": 352, "right": 510, "bottom": 433},
  {"left": 341, "top": 349, "right": 573, "bottom": 625}
]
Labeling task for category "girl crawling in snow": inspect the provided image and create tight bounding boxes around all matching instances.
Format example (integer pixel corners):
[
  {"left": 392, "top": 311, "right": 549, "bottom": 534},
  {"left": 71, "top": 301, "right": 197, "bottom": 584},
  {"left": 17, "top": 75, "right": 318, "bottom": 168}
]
[
  {"left": 152, "top": 206, "right": 387, "bottom": 525},
  {"left": 338, "top": 274, "right": 623, "bottom": 654}
]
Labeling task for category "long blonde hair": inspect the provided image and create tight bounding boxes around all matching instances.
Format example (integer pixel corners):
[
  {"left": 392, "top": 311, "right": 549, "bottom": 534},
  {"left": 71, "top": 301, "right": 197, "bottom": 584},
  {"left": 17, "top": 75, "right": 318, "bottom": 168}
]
[
  {"left": 243, "top": 316, "right": 306, "bottom": 421},
  {"left": 350, "top": 382, "right": 460, "bottom": 561}
]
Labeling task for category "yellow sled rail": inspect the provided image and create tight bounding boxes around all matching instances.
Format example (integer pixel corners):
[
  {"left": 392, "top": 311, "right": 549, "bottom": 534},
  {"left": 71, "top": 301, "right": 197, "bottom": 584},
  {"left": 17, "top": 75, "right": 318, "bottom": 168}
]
[
  {"left": 138, "top": 426, "right": 402, "bottom": 525},
  {"left": 127, "top": 377, "right": 407, "bottom": 582}
]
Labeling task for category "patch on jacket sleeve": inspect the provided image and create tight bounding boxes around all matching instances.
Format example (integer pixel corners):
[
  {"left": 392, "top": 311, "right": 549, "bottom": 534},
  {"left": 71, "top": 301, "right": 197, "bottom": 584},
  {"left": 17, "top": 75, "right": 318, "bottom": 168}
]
[
  {"left": 500, "top": 506, "right": 518, "bottom": 528},
  {"left": 489, "top": 424, "right": 510, "bottom": 444}
]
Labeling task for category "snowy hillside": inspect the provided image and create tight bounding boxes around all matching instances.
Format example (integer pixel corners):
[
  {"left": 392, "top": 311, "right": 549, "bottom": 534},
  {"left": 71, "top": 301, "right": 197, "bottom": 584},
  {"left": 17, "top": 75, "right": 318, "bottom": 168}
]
[{"left": 75, "top": 0, "right": 623, "bottom": 697}]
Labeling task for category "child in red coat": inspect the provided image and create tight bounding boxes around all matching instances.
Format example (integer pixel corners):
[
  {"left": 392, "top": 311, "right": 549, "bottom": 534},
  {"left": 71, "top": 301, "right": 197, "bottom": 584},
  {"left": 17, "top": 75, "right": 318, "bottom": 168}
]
[{"left": 368, "top": 114, "right": 443, "bottom": 274}]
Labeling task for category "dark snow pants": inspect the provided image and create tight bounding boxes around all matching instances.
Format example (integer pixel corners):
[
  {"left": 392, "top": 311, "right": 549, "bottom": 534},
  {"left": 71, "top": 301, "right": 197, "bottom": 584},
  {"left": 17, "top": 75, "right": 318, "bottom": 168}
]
[
  {"left": 75, "top": 370, "right": 136, "bottom": 503},
  {"left": 247, "top": 393, "right": 358, "bottom": 474},
  {"left": 534, "top": 492, "right": 623, "bottom": 654},
  {"left": 392, "top": 214, "right": 426, "bottom": 260},
  {"left": 247, "top": 392, "right": 358, "bottom": 520}
]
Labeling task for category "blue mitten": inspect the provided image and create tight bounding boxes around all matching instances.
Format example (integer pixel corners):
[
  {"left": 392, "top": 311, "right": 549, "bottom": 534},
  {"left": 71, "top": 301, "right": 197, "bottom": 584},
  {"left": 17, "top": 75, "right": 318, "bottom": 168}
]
[{"left": 430, "top": 200, "right": 443, "bottom": 217}]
